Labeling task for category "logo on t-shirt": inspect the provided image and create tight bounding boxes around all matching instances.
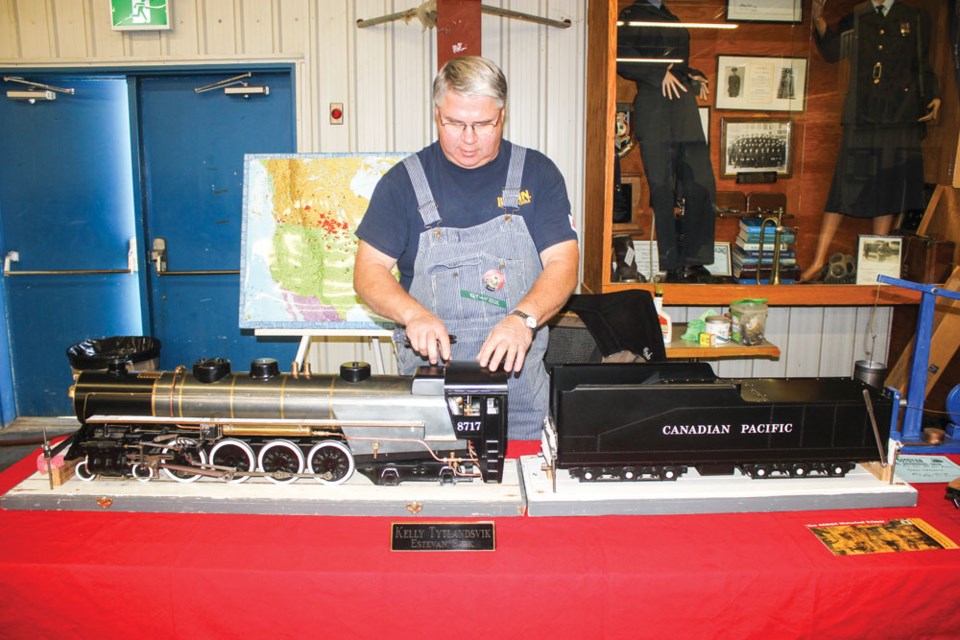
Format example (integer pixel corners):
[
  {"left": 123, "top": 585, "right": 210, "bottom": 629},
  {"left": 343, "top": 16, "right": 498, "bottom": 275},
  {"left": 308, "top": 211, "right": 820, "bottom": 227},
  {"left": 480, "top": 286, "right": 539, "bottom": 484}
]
[{"left": 497, "top": 189, "right": 532, "bottom": 209}]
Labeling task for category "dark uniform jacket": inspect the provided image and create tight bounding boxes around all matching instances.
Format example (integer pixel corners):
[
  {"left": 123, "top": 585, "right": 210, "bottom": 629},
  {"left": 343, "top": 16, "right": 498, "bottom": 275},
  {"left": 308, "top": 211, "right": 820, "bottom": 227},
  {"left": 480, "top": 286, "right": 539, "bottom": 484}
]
[
  {"left": 816, "top": 0, "right": 938, "bottom": 125},
  {"left": 616, "top": 0, "right": 705, "bottom": 90}
]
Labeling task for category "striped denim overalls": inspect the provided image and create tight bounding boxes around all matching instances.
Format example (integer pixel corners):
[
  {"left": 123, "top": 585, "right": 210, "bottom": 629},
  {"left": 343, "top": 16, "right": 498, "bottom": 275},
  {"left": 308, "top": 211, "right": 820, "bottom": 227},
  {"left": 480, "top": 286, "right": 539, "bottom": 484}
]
[{"left": 397, "top": 145, "right": 549, "bottom": 440}]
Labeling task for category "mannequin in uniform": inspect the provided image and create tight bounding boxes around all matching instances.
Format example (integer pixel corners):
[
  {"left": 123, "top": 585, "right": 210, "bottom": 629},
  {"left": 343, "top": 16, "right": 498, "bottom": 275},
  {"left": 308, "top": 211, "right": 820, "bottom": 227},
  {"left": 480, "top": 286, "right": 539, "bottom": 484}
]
[
  {"left": 616, "top": 0, "right": 716, "bottom": 283},
  {"left": 801, "top": 0, "right": 940, "bottom": 282}
]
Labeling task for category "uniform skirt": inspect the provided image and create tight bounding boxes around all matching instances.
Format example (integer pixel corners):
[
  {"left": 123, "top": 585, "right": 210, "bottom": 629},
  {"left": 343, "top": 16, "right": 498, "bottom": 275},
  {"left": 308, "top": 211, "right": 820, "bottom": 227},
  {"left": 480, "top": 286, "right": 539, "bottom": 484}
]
[{"left": 824, "top": 123, "right": 925, "bottom": 218}]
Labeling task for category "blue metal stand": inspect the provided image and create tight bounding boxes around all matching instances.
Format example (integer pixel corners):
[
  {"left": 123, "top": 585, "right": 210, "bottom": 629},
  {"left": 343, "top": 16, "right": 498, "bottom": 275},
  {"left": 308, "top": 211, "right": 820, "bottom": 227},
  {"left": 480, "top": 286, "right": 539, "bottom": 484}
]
[{"left": 878, "top": 275, "right": 960, "bottom": 452}]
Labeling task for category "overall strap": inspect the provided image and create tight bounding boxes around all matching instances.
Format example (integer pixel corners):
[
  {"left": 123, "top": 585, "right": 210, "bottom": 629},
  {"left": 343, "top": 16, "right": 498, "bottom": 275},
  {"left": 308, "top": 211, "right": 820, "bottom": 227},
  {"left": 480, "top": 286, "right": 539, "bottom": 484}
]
[
  {"left": 501, "top": 144, "right": 527, "bottom": 212},
  {"left": 402, "top": 154, "right": 442, "bottom": 228}
]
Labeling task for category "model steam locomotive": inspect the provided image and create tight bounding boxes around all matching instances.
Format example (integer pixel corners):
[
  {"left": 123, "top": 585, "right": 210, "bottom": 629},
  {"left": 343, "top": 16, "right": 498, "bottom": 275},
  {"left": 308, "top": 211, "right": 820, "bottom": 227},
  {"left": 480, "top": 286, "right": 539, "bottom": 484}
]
[
  {"left": 65, "top": 358, "right": 509, "bottom": 486},
  {"left": 541, "top": 363, "right": 896, "bottom": 482}
]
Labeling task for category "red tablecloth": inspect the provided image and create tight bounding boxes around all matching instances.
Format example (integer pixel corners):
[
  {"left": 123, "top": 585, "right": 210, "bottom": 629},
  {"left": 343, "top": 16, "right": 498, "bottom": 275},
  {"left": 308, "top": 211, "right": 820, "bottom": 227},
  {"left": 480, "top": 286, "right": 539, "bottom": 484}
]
[{"left": 2, "top": 442, "right": 959, "bottom": 639}]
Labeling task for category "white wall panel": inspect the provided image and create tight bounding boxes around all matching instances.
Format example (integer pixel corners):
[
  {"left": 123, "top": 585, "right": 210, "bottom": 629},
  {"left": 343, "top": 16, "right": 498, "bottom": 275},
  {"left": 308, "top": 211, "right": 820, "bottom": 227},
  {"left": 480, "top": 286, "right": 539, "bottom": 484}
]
[
  {"left": 0, "top": 1, "right": 20, "bottom": 58},
  {"left": 50, "top": 0, "right": 86, "bottom": 58}
]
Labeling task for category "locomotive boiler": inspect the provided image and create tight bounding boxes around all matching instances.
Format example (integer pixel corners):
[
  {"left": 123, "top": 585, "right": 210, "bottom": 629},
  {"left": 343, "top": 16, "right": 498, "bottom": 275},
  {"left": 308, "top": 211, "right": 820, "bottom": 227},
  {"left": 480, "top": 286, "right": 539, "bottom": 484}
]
[
  {"left": 542, "top": 363, "right": 896, "bottom": 481},
  {"left": 65, "top": 358, "right": 509, "bottom": 486}
]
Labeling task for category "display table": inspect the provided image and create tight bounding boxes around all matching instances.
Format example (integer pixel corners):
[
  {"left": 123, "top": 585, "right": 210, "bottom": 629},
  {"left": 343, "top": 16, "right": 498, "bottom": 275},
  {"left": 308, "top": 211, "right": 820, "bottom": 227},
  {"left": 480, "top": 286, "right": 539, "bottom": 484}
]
[{"left": 2, "top": 442, "right": 959, "bottom": 639}]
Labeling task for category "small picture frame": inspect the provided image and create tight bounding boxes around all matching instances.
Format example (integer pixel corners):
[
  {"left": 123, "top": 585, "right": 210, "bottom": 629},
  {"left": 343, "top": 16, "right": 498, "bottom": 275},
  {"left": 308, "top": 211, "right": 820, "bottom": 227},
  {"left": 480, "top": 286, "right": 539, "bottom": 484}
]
[
  {"left": 715, "top": 55, "right": 807, "bottom": 112},
  {"left": 856, "top": 235, "right": 902, "bottom": 285},
  {"left": 720, "top": 117, "right": 794, "bottom": 178},
  {"left": 706, "top": 242, "right": 732, "bottom": 277},
  {"left": 698, "top": 107, "right": 710, "bottom": 143},
  {"left": 726, "top": 0, "right": 802, "bottom": 23}
]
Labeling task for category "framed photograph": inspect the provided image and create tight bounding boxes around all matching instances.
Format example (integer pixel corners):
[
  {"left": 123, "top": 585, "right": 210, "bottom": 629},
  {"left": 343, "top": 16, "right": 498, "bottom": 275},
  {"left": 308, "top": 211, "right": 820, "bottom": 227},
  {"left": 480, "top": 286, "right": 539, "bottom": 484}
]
[
  {"left": 726, "top": 0, "right": 802, "bottom": 23},
  {"left": 632, "top": 241, "right": 734, "bottom": 279},
  {"left": 715, "top": 56, "right": 807, "bottom": 112},
  {"left": 698, "top": 107, "right": 710, "bottom": 143},
  {"left": 856, "top": 235, "right": 902, "bottom": 285},
  {"left": 706, "top": 242, "right": 732, "bottom": 277},
  {"left": 720, "top": 117, "right": 794, "bottom": 178}
]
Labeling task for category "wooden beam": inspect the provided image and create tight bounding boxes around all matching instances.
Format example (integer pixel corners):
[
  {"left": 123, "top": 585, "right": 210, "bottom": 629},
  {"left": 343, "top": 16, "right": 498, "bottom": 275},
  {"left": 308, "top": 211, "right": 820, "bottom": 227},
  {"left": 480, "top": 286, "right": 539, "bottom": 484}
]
[{"left": 437, "top": 0, "right": 482, "bottom": 68}]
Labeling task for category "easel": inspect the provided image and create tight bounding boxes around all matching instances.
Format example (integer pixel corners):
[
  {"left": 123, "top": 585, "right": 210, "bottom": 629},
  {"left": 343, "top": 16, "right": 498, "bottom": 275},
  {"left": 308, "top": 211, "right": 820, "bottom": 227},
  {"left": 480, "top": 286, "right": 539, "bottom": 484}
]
[
  {"left": 878, "top": 274, "right": 960, "bottom": 452},
  {"left": 255, "top": 329, "right": 394, "bottom": 375}
]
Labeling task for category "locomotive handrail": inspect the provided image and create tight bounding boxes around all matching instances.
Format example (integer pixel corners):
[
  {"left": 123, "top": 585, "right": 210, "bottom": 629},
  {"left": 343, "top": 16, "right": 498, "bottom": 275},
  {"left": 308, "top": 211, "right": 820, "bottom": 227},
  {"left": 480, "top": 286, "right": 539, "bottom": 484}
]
[{"left": 84, "top": 414, "right": 426, "bottom": 429}]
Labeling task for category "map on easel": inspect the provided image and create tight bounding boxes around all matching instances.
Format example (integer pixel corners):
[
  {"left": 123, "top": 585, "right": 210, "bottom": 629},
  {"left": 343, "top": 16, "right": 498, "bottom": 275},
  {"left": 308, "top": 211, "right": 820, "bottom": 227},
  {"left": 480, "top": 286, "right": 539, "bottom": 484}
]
[{"left": 239, "top": 153, "right": 408, "bottom": 330}]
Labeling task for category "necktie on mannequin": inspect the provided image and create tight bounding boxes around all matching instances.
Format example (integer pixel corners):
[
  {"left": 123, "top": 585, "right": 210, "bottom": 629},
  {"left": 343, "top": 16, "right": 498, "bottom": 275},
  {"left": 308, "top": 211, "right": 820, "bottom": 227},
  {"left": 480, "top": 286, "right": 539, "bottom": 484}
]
[{"left": 876, "top": 2, "right": 885, "bottom": 18}]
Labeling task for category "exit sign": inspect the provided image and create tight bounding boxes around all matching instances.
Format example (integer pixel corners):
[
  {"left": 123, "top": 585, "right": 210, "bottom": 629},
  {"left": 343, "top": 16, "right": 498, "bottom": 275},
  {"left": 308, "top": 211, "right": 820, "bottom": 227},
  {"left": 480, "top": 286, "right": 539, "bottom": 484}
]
[{"left": 111, "top": 0, "right": 172, "bottom": 31}]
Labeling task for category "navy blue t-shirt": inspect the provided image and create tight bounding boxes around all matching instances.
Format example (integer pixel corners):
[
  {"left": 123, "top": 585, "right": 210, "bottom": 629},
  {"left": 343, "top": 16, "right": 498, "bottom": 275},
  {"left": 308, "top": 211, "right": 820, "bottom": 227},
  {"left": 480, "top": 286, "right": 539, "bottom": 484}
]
[{"left": 356, "top": 140, "right": 577, "bottom": 290}]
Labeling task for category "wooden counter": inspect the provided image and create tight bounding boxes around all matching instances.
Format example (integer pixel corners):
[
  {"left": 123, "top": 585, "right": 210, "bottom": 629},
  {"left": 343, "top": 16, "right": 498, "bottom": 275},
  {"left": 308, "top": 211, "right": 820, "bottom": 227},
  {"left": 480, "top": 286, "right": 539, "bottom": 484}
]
[{"left": 666, "top": 324, "right": 780, "bottom": 360}]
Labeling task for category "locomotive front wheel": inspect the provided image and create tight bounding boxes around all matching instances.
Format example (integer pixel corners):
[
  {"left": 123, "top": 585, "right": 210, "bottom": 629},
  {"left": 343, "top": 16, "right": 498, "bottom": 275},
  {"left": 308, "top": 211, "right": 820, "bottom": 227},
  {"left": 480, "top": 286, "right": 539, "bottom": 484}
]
[
  {"left": 307, "top": 440, "right": 355, "bottom": 485},
  {"left": 75, "top": 458, "right": 96, "bottom": 482},
  {"left": 209, "top": 438, "right": 256, "bottom": 484},
  {"left": 258, "top": 439, "right": 305, "bottom": 485},
  {"left": 131, "top": 464, "right": 155, "bottom": 482},
  {"left": 160, "top": 446, "right": 208, "bottom": 483}
]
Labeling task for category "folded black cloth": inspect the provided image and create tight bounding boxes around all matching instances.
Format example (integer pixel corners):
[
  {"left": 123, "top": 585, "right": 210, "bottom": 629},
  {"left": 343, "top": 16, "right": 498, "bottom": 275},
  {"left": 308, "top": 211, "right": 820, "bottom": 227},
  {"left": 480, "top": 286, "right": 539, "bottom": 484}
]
[{"left": 563, "top": 291, "right": 666, "bottom": 363}]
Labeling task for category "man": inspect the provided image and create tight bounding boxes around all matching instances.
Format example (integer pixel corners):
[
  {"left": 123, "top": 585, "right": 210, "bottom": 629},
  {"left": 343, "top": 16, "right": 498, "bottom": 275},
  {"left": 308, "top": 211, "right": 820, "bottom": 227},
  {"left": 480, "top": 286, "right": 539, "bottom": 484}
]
[
  {"left": 801, "top": 0, "right": 940, "bottom": 282},
  {"left": 617, "top": 0, "right": 716, "bottom": 283},
  {"left": 354, "top": 56, "right": 579, "bottom": 440}
]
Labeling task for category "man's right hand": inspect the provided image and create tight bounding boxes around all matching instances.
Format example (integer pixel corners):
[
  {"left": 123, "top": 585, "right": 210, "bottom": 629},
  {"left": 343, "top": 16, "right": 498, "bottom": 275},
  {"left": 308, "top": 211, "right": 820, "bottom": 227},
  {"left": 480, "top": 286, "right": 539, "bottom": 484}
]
[{"left": 402, "top": 311, "right": 452, "bottom": 365}]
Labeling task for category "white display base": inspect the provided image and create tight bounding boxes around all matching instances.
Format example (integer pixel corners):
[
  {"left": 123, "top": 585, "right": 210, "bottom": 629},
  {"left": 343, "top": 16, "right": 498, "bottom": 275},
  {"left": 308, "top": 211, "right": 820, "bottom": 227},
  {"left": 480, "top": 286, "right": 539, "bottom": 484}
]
[
  {"left": 520, "top": 455, "right": 918, "bottom": 517},
  {"left": 1, "top": 461, "right": 525, "bottom": 518}
]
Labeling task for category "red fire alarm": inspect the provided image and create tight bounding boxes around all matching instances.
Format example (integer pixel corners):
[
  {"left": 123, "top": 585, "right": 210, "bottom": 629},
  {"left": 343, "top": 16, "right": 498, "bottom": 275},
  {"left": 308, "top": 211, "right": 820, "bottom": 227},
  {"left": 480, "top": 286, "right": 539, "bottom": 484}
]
[{"left": 330, "top": 103, "right": 344, "bottom": 125}]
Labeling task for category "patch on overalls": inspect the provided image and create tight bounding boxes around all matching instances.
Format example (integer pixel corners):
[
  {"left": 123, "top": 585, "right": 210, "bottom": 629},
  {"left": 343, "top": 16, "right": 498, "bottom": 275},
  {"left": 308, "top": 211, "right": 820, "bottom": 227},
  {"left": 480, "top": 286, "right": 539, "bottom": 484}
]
[
  {"left": 461, "top": 290, "right": 507, "bottom": 308},
  {"left": 482, "top": 269, "right": 505, "bottom": 291}
]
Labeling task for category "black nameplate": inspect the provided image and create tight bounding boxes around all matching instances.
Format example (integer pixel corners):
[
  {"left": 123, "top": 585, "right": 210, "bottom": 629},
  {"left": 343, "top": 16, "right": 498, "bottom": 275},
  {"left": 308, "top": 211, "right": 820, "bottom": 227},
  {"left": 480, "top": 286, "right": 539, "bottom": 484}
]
[{"left": 391, "top": 522, "right": 495, "bottom": 552}]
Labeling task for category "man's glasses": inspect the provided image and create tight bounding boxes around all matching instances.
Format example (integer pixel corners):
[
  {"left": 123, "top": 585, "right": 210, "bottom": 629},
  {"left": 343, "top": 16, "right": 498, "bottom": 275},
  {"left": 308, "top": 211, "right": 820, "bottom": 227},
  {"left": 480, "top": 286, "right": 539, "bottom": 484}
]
[{"left": 437, "top": 114, "right": 502, "bottom": 137}]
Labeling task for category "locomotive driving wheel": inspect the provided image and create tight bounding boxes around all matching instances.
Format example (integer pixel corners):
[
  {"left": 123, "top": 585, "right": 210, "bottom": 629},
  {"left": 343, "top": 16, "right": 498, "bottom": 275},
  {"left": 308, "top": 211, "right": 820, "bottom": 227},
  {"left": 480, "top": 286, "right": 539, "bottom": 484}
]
[
  {"left": 160, "top": 445, "right": 208, "bottom": 483},
  {"left": 257, "top": 439, "right": 305, "bottom": 484},
  {"left": 209, "top": 438, "right": 256, "bottom": 483},
  {"left": 307, "top": 440, "right": 355, "bottom": 485}
]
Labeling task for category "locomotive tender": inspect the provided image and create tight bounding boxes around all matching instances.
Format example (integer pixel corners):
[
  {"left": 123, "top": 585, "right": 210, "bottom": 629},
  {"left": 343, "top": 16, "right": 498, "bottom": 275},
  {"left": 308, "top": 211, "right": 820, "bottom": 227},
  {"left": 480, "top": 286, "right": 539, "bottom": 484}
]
[
  {"left": 542, "top": 363, "right": 896, "bottom": 482},
  {"left": 66, "top": 358, "right": 509, "bottom": 486}
]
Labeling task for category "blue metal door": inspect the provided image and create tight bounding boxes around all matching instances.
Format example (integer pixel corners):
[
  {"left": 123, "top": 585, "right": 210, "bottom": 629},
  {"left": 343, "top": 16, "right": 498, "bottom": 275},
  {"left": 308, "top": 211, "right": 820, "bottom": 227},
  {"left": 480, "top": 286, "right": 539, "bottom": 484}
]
[
  {"left": 136, "top": 71, "right": 298, "bottom": 372},
  {"left": 0, "top": 75, "right": 142, "bottom": 417}
]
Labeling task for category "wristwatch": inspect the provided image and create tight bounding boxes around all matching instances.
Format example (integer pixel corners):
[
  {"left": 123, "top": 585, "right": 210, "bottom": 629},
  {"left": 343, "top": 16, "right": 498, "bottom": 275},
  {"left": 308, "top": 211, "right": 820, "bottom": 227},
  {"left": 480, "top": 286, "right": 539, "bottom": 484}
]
[{"left": 509, "top": 309, "right": 538, "bottom": 332}]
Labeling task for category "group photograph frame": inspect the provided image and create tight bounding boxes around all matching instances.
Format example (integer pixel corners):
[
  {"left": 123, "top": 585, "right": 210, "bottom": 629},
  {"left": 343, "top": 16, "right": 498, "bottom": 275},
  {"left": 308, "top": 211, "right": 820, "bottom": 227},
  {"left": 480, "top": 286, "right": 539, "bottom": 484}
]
[
  {"left": 715, "top": 55, "right": 808, "bottom": 112},
  {"left": 720, "top": 117, "right": 795, "bottom": 178}
]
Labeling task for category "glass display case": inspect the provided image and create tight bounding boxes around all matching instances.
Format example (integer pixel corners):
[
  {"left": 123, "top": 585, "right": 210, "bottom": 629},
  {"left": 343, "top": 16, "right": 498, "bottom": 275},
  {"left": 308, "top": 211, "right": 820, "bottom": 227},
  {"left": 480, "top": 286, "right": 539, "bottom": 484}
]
[{"left": 582, "top": 0, "right": 957, "bottom": 305}]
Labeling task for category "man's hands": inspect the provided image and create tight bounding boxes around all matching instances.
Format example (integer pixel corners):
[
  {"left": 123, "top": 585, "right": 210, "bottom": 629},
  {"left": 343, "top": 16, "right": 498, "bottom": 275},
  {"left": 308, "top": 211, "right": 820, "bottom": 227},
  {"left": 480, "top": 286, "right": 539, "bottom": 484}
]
[
  {"left": 478, "top": 312, "right": 533, "bottom": 374},
  {"left": 402, "top": 310, "right": 452, "bottom": 366}
]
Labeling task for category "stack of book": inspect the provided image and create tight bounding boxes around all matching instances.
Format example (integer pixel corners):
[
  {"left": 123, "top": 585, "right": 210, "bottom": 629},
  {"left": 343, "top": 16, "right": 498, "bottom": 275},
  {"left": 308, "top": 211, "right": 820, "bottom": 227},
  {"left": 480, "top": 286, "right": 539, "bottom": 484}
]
[{"left": 732, "top": 218, "right": 799, "bottom": 284}]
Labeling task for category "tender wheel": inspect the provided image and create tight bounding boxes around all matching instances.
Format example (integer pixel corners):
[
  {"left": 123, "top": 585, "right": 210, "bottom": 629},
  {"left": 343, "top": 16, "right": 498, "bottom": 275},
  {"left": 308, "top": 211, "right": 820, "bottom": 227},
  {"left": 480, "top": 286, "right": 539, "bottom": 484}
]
[
  {"left": 581, "top": 468, "right": 596, "bottom": 481},
  {"left": 753, "top": 466, "right": 769, "bottom": 479},
  {"left": 307, "top": 440, "right": 355, "bottom": 485},
  {"left": 622, "top": 468, "right": 636, "bottom": 480},
  {"left": 131, "top": 463, "right": 155, "bottom": 482},
  {"left": 209, "top": 438, "right": 256, "bottom": 484},
  {"left": 75, "top": 458, "right": 96, "bottom": 482},
  {"left": 829, "top": 464, "right": 847, "bottom": 477},
  {"left": 160, "top": 446, "right": 208, "bottom": 483},
  {"left": 660, "top": 468, "right": 677, "bottom": 481},
  {"left": 258, "top": 439, "right": 304, "bottom": 484},
  {"left": 791, "top": 465, "right": 808, "bottom": 478}
]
